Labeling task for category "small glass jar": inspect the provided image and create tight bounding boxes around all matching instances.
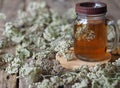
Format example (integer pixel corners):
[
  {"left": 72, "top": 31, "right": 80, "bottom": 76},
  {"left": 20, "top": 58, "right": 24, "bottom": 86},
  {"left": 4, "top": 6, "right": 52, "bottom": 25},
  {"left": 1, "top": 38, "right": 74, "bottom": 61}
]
[{"left": 74, "top": 2, "right": 119, "bottom": 61}]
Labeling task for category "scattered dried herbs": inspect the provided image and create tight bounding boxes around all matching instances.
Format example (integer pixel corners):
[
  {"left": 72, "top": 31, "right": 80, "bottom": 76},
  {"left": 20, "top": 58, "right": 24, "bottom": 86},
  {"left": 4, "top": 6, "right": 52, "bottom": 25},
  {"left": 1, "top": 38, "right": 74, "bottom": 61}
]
[{"left": 0, "top": 1, "right": 120, "bottom": 88}]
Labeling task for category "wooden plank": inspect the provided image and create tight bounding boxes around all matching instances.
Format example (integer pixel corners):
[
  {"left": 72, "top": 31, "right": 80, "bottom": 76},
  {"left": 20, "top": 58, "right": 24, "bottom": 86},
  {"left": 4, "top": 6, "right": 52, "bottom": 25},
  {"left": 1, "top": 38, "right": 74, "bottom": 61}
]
[
  {"left": 113, "top": 0, "right": 120, "bottom": 9},
  {"left": 56, "top": 52, "right": 111, "bottom": 70},
  {"left": 0, "top": 0, "right": 4, "bottom": 11},
  {"left": 103, "top": 0, "right": 120, "bottom": 20},
  {"left": 1, "top": 0, "right": 25, "bottom": 22},
  {"left": 0, "top": 0, "right": 5, "bottom": 27},
  {"left": 0, "top": 47, "right": 17, "bottom": 88},
  {"left": 45, "top": 0, "right": 120, "bottom": 20},
  {"left": 0, "top": 70, "right": 17, "bottom": 88},
  {"left": 19, "top": 78, "right": 28, "bottom": 88},
  {"left": 0, "top": 71, "right": 6, "bottom": 88},
  {"left": 0, "top": 0, "right": 26, "bottom": 88},
  {"left": 7, "top": 74, "right": 17, "bottom": 88}
]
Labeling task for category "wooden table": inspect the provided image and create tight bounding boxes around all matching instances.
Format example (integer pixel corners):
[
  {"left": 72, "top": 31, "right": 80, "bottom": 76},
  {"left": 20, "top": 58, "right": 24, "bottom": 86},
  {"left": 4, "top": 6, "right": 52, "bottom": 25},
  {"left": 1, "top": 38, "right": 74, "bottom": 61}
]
[{"left": 0, "top": 0, "right": 120, "bottom": 88}]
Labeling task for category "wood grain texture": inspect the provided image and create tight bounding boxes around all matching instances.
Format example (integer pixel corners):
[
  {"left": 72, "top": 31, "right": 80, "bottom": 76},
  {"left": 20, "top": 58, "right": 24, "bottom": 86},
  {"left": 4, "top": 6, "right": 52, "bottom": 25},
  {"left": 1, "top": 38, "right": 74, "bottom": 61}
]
[
  {"left": 0, "top": 0, "right": 3, "bottom": 11},
  {"left": 0, "top": 0, "right": 25, "bottom": 88},
  {"left": 45, "top": 0, "right": 120, "bottom": 20},
  {"left": 56, "top": 49, "right": 111, "bottom": 69},
  {"left": 19, "top": 78, "right": 28, "bottom": 88},
  {"left": 0, "top": 0, "right": 26, "bottom": 27},
  {"left": 0, "top": 70, "right": 17, "bottom": 88}
]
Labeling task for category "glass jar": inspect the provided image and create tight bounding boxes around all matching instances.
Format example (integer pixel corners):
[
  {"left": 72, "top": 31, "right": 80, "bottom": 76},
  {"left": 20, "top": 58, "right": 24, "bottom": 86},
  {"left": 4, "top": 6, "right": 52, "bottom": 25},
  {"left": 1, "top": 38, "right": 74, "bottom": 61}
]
[{"left": 74, "top": 2, "right": 119, "bottom": 61}]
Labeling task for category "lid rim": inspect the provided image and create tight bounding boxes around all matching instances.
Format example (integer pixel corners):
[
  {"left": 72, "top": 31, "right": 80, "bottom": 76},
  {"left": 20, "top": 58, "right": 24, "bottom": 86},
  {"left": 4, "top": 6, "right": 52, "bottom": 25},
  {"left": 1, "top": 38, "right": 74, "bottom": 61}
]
[{"left": 75, "top": 2, "right": 107, "bottom": 15}]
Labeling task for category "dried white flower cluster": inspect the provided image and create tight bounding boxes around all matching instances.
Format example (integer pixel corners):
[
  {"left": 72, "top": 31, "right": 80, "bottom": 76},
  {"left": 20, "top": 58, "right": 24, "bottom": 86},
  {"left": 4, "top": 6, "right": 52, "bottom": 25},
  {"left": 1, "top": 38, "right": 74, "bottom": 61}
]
[
  {"left": 0, "top": 1, "right": 120, "bottom": 88},
  {"left": 0, "top": 13, "right": 6, "bottom": 20},
  {"left": 28, "top": 59, "right": 120, "bottom": 88}
]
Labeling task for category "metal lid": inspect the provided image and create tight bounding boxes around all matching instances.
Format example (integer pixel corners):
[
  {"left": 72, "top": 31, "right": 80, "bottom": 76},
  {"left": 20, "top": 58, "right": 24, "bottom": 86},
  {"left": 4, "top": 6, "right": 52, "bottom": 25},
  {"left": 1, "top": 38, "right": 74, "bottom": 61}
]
[{"left": 75, "top": 2, "right": 107, "bottom": 15}]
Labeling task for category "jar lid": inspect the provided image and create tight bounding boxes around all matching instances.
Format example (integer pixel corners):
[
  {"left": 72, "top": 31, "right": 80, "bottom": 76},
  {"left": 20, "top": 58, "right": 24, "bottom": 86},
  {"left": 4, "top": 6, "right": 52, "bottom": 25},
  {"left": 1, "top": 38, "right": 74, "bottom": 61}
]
[{"left": 75, "top": 2, "right": 107, "bottom": 15}]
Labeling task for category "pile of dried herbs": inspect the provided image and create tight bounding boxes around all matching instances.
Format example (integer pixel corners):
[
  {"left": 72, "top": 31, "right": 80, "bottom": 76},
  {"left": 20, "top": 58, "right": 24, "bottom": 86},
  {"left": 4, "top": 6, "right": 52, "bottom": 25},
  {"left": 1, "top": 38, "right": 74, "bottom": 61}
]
[{"left": 0, "top": 1, "right": 120, "bottom": 88}]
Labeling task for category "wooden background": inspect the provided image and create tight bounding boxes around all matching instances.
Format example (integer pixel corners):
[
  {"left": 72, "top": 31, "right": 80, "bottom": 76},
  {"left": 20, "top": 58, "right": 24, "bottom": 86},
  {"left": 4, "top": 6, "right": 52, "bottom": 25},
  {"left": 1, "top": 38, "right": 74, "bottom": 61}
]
[
  {"left": 0, "top": 0, "right": 120, "bottom": 88},
  {"left": 0, "top": 0, "right": 120, "bottom": 24}
]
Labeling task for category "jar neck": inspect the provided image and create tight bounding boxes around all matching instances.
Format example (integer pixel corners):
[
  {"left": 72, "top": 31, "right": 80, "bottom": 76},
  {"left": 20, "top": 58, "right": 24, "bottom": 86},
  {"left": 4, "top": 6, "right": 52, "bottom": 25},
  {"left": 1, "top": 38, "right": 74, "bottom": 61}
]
[{"left": 77, "top": 13, "right": 106, "bottom": 21}]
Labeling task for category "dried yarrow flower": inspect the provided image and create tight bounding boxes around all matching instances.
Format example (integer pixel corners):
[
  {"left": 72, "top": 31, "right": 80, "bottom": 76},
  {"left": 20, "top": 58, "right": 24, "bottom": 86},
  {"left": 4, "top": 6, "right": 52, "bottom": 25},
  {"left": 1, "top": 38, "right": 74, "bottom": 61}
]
[
  {"left": 0, "top": 13, "right": 6, "bottom": 20},
  {"left": 0, "top": 1, "right": 120, "bottom": 88}
]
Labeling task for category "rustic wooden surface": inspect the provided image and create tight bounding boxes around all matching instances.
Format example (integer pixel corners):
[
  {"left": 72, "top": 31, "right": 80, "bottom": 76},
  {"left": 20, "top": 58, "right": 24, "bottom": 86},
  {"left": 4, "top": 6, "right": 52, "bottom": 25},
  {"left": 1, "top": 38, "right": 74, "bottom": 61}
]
[
  {"left": 0, "top": 70, "right": 17, "bottom": 88},
  {"left": 0, "top": 0, "right": 120, "bottom": 24},
  {"left": 0, "top": 0, "right": 120, "bottom": 88},
  {"left": 56, "top": 52, "right": 111, "bottom": 69}
]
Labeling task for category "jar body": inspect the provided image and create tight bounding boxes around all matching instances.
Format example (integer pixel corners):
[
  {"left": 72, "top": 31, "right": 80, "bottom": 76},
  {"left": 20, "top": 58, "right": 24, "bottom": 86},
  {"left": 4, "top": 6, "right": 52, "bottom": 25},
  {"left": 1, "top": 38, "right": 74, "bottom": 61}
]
[{"left": 74, "top": 14, "right": 108, "bottom": 61}]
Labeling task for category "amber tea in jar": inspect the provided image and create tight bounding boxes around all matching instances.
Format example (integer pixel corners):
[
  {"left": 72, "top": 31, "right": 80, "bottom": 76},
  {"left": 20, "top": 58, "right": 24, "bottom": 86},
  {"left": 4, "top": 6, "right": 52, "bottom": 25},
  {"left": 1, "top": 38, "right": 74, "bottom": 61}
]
[{"left": 74, "top": 2, "right": 119, "bottom": 61}]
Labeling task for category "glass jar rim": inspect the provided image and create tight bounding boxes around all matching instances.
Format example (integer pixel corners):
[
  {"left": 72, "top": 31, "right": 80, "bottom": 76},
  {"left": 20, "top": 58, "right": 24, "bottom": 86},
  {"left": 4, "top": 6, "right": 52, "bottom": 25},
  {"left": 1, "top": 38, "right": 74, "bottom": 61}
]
[{"left": 75, "top": 2, "right": 107, "bottom": 15}]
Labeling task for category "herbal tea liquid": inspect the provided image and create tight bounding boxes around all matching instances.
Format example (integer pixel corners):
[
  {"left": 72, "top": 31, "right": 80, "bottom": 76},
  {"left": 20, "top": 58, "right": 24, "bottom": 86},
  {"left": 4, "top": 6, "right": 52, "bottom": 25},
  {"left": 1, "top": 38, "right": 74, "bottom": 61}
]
[{"left": 74, "top": 20, "right": 107, "bottom": 61}]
